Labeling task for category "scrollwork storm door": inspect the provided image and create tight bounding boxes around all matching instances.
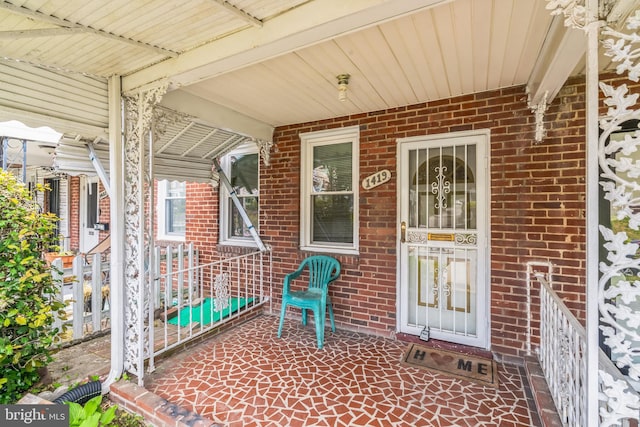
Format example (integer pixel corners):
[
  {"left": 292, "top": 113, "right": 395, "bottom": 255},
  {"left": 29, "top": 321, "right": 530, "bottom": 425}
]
[{"left": 399, "top": 131, "right": 488, "bottom": 348}]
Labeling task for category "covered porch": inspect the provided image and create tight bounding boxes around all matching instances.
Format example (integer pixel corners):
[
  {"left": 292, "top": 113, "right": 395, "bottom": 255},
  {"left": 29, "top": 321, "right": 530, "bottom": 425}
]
[
  {"left": 50, "top": 314, "right": 542, "bottom": 427},
  {"left": 3, "top": 0, "right": 640, "bottom": 425}
]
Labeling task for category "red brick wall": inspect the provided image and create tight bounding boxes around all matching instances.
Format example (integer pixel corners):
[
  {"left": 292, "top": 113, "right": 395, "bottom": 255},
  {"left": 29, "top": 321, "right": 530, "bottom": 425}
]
[
  {"left": 259, "top": 76, "right": 595, "bottom": 357},
  {"left": 66, "top": 73, "right": 637, "bottom": 358},
  {"left": 184, "top": 182, "right": 219, "bottom": 265}
]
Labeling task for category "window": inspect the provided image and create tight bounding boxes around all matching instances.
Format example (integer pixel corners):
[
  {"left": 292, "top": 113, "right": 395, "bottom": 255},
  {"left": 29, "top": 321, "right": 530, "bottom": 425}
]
[
  {"left": 219, "top": 146, "right": 259, "bottom": 246},
  {"left": 300, "top": 126, "right": 359, "bottom": 254},
  {"left": 157, "top": 180, "right": 186, "bottom": 241}
]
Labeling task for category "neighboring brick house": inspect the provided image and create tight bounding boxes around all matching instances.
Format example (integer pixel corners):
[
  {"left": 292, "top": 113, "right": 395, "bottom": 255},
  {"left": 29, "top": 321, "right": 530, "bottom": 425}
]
[{"left": 54, "top": 72, "right": 631, "bottom": 361}]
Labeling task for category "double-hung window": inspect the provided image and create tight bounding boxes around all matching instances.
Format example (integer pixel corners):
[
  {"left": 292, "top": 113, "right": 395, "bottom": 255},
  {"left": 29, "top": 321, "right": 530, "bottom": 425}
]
[
  {"left": 300, "top": 126, "right": 359, "bottom": 254},
  {"left": 157, "top": 180, "right": 186, "bottom": 241},
  {"left": 219, "top": 146, "right": 259, "bottom": 246}
]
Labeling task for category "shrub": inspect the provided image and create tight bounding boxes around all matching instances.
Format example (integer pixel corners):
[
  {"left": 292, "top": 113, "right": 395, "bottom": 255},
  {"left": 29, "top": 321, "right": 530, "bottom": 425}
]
[
  {"left": 67, "top": 395, "right": 117, "bottom": 427},
  {"left": 0, "top": 170, "right": 66, "bottom": 403}
]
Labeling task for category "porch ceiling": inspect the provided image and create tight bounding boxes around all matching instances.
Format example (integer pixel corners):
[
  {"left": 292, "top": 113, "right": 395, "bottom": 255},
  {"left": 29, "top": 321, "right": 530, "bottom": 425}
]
[
  {"left": 53, "top": 106, "right": 255, "bottom": 183},
  {"left": 0, "top": 0, "right": 635, "bottom": 146}
]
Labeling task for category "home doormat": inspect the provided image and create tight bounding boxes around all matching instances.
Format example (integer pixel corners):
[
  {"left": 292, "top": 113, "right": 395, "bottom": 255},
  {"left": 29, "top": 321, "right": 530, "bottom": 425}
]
[{"left": 401, "top": 343, "right": 499, "bottom": 388}]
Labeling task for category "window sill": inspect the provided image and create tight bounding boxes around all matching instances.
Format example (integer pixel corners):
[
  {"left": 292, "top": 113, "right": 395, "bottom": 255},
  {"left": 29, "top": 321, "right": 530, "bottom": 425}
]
[
  {"left": 157, "top": 234, "right": 185, "bottom": 243},
  {"left": 299, "top": 245, "right": 359, "bottom": 256}
]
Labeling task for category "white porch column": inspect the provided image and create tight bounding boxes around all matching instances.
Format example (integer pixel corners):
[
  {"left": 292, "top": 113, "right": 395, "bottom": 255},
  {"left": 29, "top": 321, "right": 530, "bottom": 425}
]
[
  {"left": 584, "top": 0, "right": 599, "bottom": 424},
  {"left": 122, "top": 84, "right": 166, "bottom": 385}
]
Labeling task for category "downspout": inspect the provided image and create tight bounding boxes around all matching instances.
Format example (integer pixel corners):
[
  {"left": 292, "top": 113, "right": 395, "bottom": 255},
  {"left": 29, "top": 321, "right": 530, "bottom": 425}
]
[{"left": 102, "top": 74, "right": 124, "bottom": 393}]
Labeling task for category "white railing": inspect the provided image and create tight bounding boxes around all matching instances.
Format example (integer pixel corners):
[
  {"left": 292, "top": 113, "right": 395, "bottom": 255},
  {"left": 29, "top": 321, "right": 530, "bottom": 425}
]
[
  {"left": 148, "top": 248, "right": 271, "bottom": 369},
  {"left": 49, "top": 243, "right": 200, "bottom": 343},
  {"left": 537, "top": 274, "right": 640, "bottom": 427},
  {"left": 50, "top": 253, "right": 111, "bottom": 342}
]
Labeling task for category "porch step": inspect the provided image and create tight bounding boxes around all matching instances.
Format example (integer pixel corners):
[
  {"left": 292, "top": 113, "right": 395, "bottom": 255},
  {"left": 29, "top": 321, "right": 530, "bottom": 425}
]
[
  {"left": 110, "top": 380, "right": 221, "bottom": 427},
  {"left": 524, "top": 356, "right": 563, "bottom": 427}
]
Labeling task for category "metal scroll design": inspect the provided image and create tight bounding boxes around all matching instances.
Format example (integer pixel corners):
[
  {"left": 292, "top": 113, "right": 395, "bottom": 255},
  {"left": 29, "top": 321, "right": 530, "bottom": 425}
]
[
  {"left": 431, "top": 166, "right": 450, "bottom": 210},
  {"left": 597, "top": 10, "right": 640, "bottom": 426},
  {"left": 122, "top": 84, "right": 167, "bottom": 382},
  {"left": 213, "top": 272, "right": 230, "bottom": 312},
  {"left": 546, "top": 1, "right": 640, "bottom": 423}
]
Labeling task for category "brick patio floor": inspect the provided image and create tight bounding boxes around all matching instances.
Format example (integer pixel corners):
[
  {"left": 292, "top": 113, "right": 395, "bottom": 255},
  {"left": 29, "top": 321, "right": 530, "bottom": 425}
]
[{"left": 144, "top": 315, "right": 542, "bottom": 427}]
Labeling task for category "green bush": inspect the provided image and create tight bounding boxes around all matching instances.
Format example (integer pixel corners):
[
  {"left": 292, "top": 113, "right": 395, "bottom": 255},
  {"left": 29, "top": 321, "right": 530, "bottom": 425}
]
[
  {"left": 0, "top": 170, "right": 66, "bottom": 403},
  {"left": 67, "top": 395, "right": 117, "bottom": 427}
]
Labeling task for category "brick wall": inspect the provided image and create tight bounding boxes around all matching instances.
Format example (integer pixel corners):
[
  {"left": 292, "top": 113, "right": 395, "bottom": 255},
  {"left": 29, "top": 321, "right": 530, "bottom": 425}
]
[
  {"left": 185, "top": 182, "right": 219, "bottom": 265},
  {"left": 178, "top": 77, "right": 598, "bottom": 358},
  {"left": 65, "top": 73, "right": 635, "bottom": 358},
  {"left": 266, "top": 74, "right": 604, "bottom": 357}
]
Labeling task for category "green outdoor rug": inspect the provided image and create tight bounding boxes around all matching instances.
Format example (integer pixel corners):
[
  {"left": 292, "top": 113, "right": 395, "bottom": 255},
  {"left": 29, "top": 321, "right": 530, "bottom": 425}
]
[{"left": 167, "top": 297, "right": 254, "bottom": 327}]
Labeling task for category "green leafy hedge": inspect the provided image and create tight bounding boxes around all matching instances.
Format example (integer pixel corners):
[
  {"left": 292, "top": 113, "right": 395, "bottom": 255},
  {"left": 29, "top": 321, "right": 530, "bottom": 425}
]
[{"left": 0, "top": 170, "right": 66, "bottom": 403}]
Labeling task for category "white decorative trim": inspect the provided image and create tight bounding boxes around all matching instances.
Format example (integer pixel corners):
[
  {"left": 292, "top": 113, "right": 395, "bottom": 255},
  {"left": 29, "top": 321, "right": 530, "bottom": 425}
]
[
  {"left": 122, "top": 84, "right": 167, "bottom": 385},
  {"left": 547, "top": 0, "right": 588, "bottom": 30},
  {"left": 214, "top": 273, "right": 230, "bottom": 312},
  {"left": 256, "top": 138, "right": 274, "bottom": 166},
  {"left": 599, "top": 371, "right": 640, "bottom": 427},
  {"left": 597, "top": 8, "right": 640, "bottom": 424},
  {"left": 528, "top": 90, "right": 549, "bottom": 143}
]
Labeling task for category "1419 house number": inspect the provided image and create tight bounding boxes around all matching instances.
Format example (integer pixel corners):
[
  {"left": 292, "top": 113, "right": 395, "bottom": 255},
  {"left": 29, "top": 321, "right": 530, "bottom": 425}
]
[{"left": 362, "top": 169, "right": 391, "bottom": 190}]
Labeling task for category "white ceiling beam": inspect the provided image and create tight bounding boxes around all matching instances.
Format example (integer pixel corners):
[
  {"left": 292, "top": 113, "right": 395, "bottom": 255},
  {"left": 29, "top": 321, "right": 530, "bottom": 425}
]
[
  {"left": 0, "top": 27, "right": 88, "bottom": 39},
  {"left": 210, "top": 0, "right": 262, "bottom": 28},
  {"left": 122, "top": 0, "right": 451, "bottom": 93},
  {"left": 526, "top": 15, "right": 585, "bottom": 106},
  {"left": 0, "top": 0, "right": 178, "bottom": 58},
  {"left": 160, "top": 90, "right": 274, "bottom": 142}
]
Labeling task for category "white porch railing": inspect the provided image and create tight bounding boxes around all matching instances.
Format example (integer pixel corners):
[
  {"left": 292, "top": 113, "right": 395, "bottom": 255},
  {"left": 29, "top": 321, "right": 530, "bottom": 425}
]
[
  {"left": 537, "top": 274, "right": 640, "bottom": 427},
  {"left": 49, "top": 243, "right": 202, "bottom": 343},
  {"left": 50, "top": 253, "right": 111, "bottom": 342},
  {"left": 148, "top": 248, "right": 271, "bottom": 371}
]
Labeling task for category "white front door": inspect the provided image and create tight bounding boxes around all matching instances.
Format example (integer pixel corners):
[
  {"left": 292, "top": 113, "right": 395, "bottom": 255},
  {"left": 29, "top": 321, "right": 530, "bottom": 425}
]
[
  {"left": 398, "top": 130, "right": 489, "bottom": 348},
  {"left": 80, "top": 176, "right": 100, "bottom": 253}
]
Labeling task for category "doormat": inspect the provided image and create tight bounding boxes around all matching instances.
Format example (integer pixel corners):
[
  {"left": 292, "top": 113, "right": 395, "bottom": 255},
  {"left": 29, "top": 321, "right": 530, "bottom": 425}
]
[
  {"left": 401, "top": 343, "right": 499, "bottom": 388},
  {"left": 167, "top": 297, "right": 253, "bottom": 327}
]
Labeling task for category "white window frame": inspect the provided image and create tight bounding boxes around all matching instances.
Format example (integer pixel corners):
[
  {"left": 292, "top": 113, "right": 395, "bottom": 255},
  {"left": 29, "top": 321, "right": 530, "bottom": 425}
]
[
  {"left": 157, "top": 180, "right": 186, "bottom": 242},
  {"left": 300, "top": 126, "right": 359, "bottom": 254},
  {"left": 219, "top": 144, "right": 260, "bottom": 247}
]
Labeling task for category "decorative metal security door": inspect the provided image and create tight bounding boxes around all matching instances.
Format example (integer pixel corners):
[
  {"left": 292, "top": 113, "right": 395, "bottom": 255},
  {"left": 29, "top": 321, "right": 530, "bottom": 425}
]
[{"left": 398, "top": 131, "right": 488, "bottom": 348}]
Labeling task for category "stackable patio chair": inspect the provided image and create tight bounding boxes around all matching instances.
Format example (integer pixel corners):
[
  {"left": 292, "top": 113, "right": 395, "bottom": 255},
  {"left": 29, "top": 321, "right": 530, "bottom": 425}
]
[{"left": 277, "top": 255, "right": 340, "bottom": 349}]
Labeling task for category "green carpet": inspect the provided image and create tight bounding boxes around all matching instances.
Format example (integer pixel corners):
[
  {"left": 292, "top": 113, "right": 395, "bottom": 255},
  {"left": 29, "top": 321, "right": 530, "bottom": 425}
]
[{"left": 167, "top": 297, "right": 254, "bottom": 327}]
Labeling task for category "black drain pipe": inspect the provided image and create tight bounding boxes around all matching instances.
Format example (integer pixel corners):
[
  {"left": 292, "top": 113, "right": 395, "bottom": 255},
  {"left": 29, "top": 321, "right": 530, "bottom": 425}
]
[{"left": 53, "top": 380, "right": 102, "bottom": 405}]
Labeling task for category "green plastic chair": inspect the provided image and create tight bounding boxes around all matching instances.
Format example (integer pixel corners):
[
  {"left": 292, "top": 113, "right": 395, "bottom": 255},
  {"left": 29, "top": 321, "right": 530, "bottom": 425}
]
[{"left": 277, "top": 255, "right": 340, "bottom": 349}]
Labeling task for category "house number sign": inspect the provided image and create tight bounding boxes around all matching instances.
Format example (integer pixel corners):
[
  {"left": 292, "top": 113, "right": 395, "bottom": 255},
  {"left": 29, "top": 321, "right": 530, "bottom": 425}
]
[{"left": 362, "top": 169, "right": 391, "bottom": 190}]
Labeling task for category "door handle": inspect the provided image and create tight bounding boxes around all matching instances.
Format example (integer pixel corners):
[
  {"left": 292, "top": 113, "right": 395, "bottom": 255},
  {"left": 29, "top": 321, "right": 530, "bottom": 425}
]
[{"left": 401, "top": 221, "right": 406, "bottom": 243}]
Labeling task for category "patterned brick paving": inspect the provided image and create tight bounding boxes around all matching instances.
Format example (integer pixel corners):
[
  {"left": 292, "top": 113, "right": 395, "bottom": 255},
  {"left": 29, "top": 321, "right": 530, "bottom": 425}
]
[{"left": 145, "top": 315, "right": 541, "bottom": 427}]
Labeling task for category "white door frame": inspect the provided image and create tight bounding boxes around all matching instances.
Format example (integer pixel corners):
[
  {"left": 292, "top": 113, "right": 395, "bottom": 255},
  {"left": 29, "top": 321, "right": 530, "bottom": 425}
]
[{"left": 396, "top": 129, "right": 490, "bottom": 349}]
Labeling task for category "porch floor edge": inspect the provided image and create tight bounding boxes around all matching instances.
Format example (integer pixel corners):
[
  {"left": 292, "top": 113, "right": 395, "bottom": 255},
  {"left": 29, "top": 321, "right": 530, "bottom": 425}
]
[
  {"left": 524, "top": 355, "right": 563, "bottom": 427},
  {"left": 110, "top": 380, "right": 222, "bottom": 427}
]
